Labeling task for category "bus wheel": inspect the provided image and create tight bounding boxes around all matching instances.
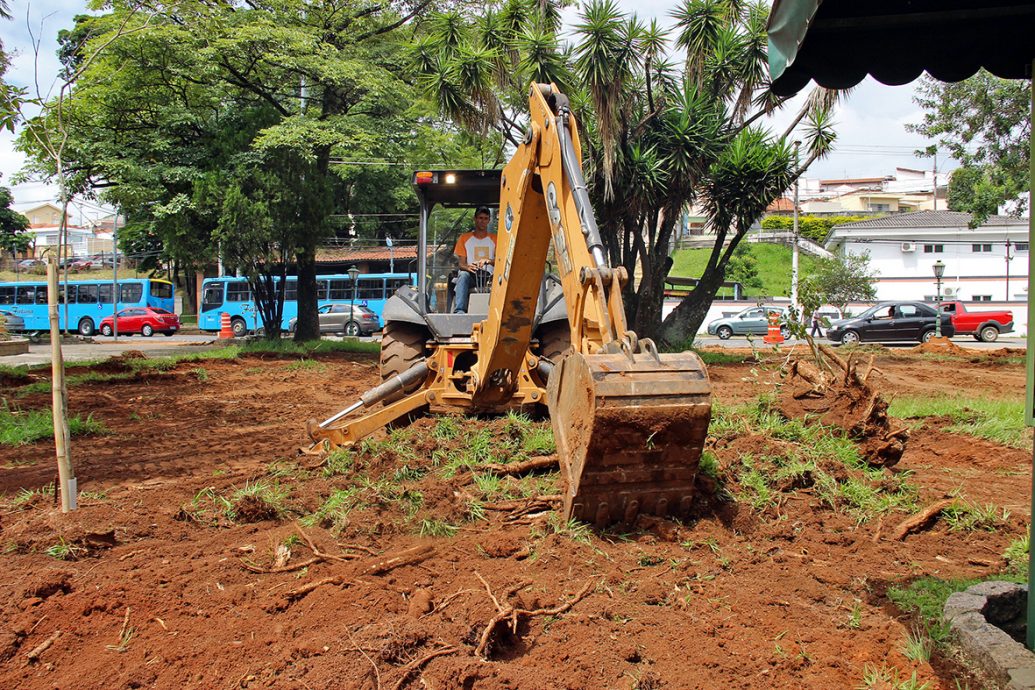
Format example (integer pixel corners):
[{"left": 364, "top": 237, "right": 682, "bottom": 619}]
[
  {"left": 231, "top": 318, "right": 247, "bottom": 337},
  {"left": 78, "top": 318, "right": 96, "bottom": 337}
]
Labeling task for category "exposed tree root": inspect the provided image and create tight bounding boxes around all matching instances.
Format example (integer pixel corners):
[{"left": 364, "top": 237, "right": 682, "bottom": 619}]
[
  {"left": 781, "top": 347, "right": 908, "bottom": 468},
  {"left": 889, "top": 499, "right": 957, "bottom": 541},
  {"left": 480, "top": 455, "right": 558, "bottom": 476},
  {"left": 283, "top": 545, "right": 436, "bottom": 603},
  {"left": 390, "top": 644, "right": 458, "bottom": 690},
  {"left": 240, "top": 526, "right": 368, "bottom": 573},
  {"left": 473, "top": 571, "right": 595, "bottom": 658}
]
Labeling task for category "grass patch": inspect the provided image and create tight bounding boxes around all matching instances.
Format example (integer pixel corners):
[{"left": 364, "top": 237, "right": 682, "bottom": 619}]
[
  {"left": 239, "top": 338, "right": 380, "bottom": 356},
  {"left": 858, "top": 663, "right": 932, "bottom": 690},
  {"left": 16, "top": 371, "right": 137, "bottom": 396},
  {"left": 888, "top": 396, "right": 1030, "bottom": 449},
  {"left": 286, "top": 359, "right": 326, "bottom": 372},
  {"left": 45, "top": 537, "right": 85, "bottom": 561},
  {"left": 0, "top": 406, "right": 107, "bottom": 446},
  {"left": 670, "top": 243, "right": 819, "bottom": 298},
  {"left": 888, "top": 572, "right": 1026, "bottom": 648},
  {"left": 692, "top": 348, "right": 750, "bottom": 365},
  {"left": 712, "top": 398, "right": 920, "bottom": 522}
]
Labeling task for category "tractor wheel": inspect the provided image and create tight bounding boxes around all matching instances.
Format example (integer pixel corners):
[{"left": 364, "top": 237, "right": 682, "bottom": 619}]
[
  {"left": 380, "top": 321, "right": 429, "bottom": 404},
  {"left": 537, "top": 321, "right": 572, "bottom": 363}
]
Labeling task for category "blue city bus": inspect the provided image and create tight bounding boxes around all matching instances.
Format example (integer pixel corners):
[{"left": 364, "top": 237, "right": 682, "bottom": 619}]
[
  {"left": 0, "top": 278, "right": 175, "bottom": 335},
  {"left": 199, "top": 273, "right": 415, "bottom": 336}
]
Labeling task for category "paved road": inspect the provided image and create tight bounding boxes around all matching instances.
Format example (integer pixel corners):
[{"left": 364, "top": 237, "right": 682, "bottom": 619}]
[{"left": 693, "top": 336, "right": 1026, "bottom": 350}]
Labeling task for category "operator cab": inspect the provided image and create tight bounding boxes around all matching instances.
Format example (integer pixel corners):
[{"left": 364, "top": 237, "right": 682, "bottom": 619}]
[{"left": 381, "top": 169, "right": 566, "bottom": 341}]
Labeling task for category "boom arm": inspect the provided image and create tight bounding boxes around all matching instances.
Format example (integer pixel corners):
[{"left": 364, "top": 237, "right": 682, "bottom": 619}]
[{"left": 472, "top": 84, "right": 630, "bottom": 401}]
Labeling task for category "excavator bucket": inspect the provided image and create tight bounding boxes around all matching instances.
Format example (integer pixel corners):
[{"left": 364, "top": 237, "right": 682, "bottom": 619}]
[{"left": 546, "top": 350, "right": 712, "bottom": 527}]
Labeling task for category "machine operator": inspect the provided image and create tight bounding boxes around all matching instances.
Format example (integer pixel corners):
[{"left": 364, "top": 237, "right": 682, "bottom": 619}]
[{"left": 452, "top": 206, "right": 497, "bottom": 313}]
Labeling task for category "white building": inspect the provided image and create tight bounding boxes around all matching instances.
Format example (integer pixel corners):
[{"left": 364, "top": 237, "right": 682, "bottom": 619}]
[{"left": 826, "top": 210, "right": 1028, "bottom": 312}]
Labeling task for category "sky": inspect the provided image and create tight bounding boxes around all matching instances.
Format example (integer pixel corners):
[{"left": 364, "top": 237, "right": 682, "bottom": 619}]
[{"left": 0, "top": 0, "right": 951, "bottom": 215}]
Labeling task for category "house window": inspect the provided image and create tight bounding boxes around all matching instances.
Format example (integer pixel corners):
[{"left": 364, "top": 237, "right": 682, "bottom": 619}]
[
  {"left": 972, "top": 243, "right": 992, "bottom": 253},
  {"left": 972, "top": 295, "right": 993, "bottom": 302},
  {"left": 1015, "top": 242, "right": 1029, "bottom": 252},
  {"left": 870, "top": 203, "right": 891, "bottom": 212},
  {"left": 923, "top": 244, "right": 943, "bottom": 253}
]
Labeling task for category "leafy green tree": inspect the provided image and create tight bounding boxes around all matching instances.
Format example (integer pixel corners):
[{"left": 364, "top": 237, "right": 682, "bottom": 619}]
[
  {"left": 802, "top": 251, "right": 877, "bottom": 315},
  {"left": 947, "top": 165, "right": 1009, "bottom": 221},
  {"left": 723, "top": 245, "right": 762, "bottom": 293},
  {"left": 908, "top": 71, "right": 1030, "bottom": 222},
  {"left": 0, "top": 184, "right": 30, "bottom": 256},
  {"left": 20, "top": 1, "right": 443, "bottom": 337},
  {"left": 0, "top": 0, "right": 21, "bottom": 132},
  {"left": 411, "top": 0, "right": 837, "bottom": 344}
]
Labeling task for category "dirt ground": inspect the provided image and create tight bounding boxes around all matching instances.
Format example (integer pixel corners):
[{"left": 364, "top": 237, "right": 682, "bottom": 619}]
[{"left": 0, "top": 347, "right": 1029, "bottom": 689}]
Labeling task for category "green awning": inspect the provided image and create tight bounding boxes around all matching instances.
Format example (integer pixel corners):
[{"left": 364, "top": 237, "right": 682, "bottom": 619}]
[{"left": 768, "top": 0, "right": 1035, "bottom": 97}]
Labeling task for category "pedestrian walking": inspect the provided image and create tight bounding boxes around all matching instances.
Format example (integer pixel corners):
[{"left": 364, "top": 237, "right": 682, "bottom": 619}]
[{"left": 810, "top": 311, "right": 823, "bottom": 338}]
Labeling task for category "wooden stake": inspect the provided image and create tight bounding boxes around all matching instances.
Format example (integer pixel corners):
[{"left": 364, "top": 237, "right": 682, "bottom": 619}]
[{"left": 48, "top": 259, "right": 75, "bottom": 512}]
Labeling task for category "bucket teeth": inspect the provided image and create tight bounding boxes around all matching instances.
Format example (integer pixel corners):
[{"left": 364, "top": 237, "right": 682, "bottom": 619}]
[{"left": 546, "top": 351, "right": 712, "bottom": 527}]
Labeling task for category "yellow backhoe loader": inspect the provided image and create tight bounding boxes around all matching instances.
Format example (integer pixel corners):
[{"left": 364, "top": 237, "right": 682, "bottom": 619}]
[{"left": 309, "top": 84, "right": 712, "bottom": 527}]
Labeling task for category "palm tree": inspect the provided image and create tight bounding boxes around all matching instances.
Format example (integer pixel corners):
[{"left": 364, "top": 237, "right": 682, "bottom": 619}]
[{"left": 409, "top": 0, "right": 838, "bottom": 344}]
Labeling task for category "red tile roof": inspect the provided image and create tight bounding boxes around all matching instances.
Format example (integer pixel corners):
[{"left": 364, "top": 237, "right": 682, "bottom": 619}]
[
  {"left": 766, "top": 197, "right": 795, "bottom": 212},
  {"left": 316, "top": 246, "right": 421, "bottom": 262}
]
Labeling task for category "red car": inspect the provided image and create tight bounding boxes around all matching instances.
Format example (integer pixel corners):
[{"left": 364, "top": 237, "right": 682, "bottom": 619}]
[{"left": 99, "top": 307, "right": 180, "bottom": 337}]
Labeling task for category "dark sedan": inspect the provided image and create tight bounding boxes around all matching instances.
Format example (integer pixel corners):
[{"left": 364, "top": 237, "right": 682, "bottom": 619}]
[{"left": 827, "top": 302, "right": 954, "bottom": 345}]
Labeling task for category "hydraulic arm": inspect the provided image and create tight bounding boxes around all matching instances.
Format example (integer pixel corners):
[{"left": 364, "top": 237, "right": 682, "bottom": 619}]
[{"left": 310, "top": 83, "right": 712, "bottom": 527}]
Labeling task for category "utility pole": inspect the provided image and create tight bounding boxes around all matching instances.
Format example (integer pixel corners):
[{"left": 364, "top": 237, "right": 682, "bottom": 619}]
[
  {"left": 932, "top": 149, "right": 938, "bottom": 211},
  {"left": 790, "top": 141, "right": 802, "bottom": 317}
]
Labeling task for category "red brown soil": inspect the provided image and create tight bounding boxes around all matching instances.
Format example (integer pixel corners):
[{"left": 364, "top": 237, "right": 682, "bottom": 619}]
[{"left": 0, "top": 349, "right": 1028, "bottom": 689}]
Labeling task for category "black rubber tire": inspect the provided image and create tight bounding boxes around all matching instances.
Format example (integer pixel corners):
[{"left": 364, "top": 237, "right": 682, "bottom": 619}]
[
  {"left": 921, "top": 329, "right": 936, "bottom": 343},
  {"left": 537, "top": 321, "right": 572, "bottom": 362},
  {"left": 163, "top": 331, "right": 175, "bottom": 337},
  {"left": 840, "top": 329, "right": 860, "bottom": 345},
  {"left": 780, "top": 326, "right": 791, "bottom": 340},
  {"left": 100, "top": 324, "right": 113, "bottom": 337},
  {"left": 344, "top": 320, "right": 360, "bottom": 337},
  {"left": 979, "top": 325, "right": 999, "bottom": 343},
  {"left": 380, "top": 321, "right": 429, "bottom": 404},
  {"left": 716, "top": 325, "right": 733, "bottom": 340},
  {"left": 142, "top": 324, "right": 154, "bottom": 337},
  {"left": 231, "top": 318, "right": 247, "bottom": 338},
  {"left": 78, "top": 318, "right": 95, "bottom": 337}
]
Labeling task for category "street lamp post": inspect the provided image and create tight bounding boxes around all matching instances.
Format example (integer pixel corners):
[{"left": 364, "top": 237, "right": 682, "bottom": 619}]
[
  {"left": 933, "top": 259, "right": 946, "bottom": 338},
  {"left": 347, "top": 265, "right": 359, "bottom": 338}
]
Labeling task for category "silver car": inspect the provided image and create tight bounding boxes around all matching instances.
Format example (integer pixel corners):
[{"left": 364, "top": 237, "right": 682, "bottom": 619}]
[
  {"left": 0, "top": 310, "right": 25, "bottom": 331},
  {"left": 289, "top": 303, "right": 381, "bottom": 336},
  {"left": 706, "top": 305, "right": 790, "bottom": 340}
]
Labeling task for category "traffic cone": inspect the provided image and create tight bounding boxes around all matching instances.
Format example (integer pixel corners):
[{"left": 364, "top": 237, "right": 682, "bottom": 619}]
[
  {"left": 219, "top": 312, "right": 234, "bottom": 339},
  {"left": 762, "top": 310, "right": 784, "bottom": 344}
]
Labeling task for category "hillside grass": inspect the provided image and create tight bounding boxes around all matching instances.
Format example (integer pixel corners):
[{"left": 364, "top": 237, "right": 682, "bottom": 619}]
[{"left": 669, "top": 243, "right": 819, "bottom": 298}]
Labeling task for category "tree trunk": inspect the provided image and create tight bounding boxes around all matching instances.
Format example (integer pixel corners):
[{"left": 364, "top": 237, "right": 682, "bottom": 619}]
[
  {"left": 294, "top": 247, "right": 320, "bottom": 341},
  {"left": 659, "top": 226, "right": 743, "bottom": 348}
]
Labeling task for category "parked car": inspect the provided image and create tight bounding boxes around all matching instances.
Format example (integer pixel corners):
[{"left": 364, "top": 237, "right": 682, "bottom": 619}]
[
  {"left": 0, "top": 310, "right": 25, "bottom": 331},
  {"left": 99, "top": 307, "right": 181, "bottom": 337},
  {"left": 17, "top": 258, "right": 42, "bottom": 270},
  {"left": 707, "top": 305, "right": 790, "bottom": 340},
  {"left": 937, "top": 300, "right": 1013, "bottom": 342},
  {"left": 826, "top": 302, "right": 954, "bottom": 344},
  {"left": 288, "top": 303, "right": 381, "bottom": 336},
  {"left": 70, "top": 258, "right": 97, "bottom": 271}
]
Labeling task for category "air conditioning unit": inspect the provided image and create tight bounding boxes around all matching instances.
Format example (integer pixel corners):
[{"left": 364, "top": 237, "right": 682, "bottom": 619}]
[
  {"left": 901, "top": 242, "right": 916, "bottom": 252},
  {"left": 943, "top": 287, "right": 957, "bottom": 297}
]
